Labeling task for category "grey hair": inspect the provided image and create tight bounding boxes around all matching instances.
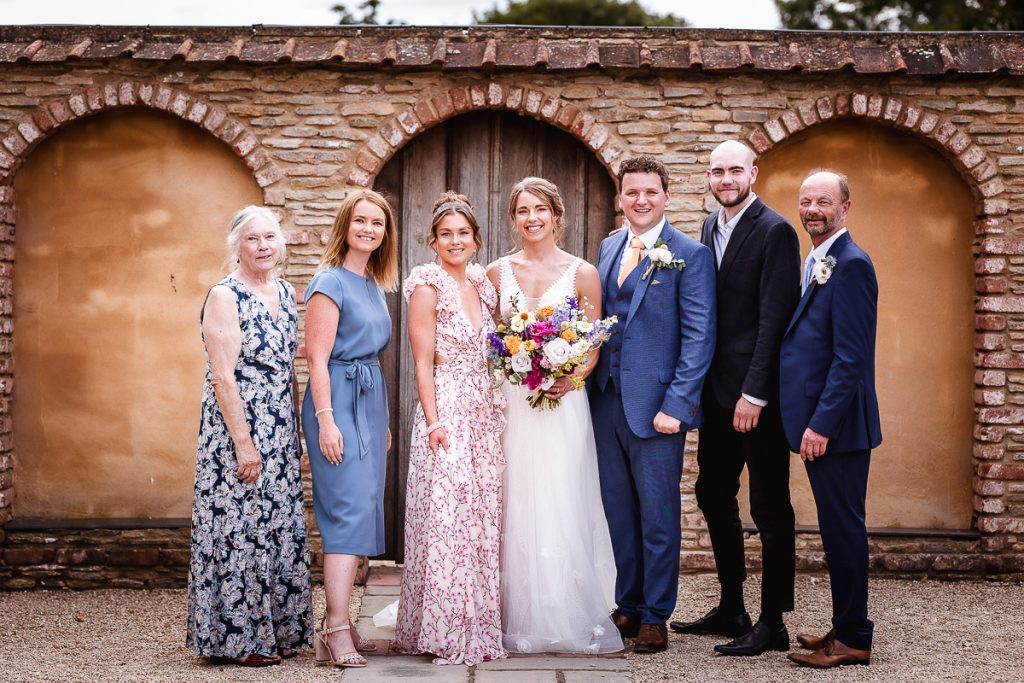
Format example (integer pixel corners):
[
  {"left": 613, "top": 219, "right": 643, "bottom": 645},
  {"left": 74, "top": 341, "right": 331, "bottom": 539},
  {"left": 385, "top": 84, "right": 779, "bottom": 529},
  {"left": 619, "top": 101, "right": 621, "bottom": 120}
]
[{"left": 224, "top": 205, "right": 286, "bottom": 272}]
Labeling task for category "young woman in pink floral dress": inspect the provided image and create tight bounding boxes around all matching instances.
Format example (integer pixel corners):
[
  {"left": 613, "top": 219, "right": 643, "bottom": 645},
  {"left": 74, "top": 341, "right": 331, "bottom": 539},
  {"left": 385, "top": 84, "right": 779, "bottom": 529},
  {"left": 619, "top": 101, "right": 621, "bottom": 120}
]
[{"left": 392, "top": 192, "right": 507, "bottom": 665}]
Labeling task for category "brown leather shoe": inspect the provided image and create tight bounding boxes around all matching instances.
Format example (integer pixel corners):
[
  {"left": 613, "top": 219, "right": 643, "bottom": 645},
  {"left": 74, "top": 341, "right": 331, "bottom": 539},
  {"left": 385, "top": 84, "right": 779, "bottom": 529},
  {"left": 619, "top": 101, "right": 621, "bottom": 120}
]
[
  {"left": 787, "top": 639, "right": 870, "bottom": 668},
  {"left": 796, "top": 627, "right": 835, "bottom": 650},
  {"left": 632, "top": 623, "right": 668, "bottom": 654},
  {"left": 611, "top": 609, "right": 640, "bottom": 639}
]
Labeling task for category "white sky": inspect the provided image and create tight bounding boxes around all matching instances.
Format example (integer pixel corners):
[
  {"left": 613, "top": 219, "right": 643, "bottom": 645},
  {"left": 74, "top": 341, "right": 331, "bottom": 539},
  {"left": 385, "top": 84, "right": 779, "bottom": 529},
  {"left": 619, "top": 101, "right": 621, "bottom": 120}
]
[{"left": 0, "top": 0, "right": 781, "bottom": 30}]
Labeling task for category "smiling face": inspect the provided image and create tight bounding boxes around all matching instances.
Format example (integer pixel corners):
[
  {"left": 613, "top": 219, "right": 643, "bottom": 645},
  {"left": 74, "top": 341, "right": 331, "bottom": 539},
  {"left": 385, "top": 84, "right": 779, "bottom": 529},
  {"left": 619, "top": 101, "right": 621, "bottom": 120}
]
[
  {"left": 619, "top": 171, "right": 669, "bottom": 234},
  {"left": 707, "top": 141, "right": 757, "bottom": 209},
  {"left": 513, "top": 190, "right": 558, "bottom": 245},
  {"left": 345, "top": 198, "right": 387, "bottom": 256},
  {"left": 237, "top": 215, "right": 281, "bottom": 275},
  {"left": 434, "top": 212, "right": 476, "bottom": 267},
  {"left": 798, "top": 172, "right": 851, "bottom": 247}
]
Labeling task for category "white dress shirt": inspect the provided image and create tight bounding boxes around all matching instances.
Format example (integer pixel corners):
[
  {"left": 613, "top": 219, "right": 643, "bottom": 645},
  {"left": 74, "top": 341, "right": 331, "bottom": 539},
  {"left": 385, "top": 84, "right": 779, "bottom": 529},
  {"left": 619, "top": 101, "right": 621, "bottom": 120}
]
[
  {"left": 802, "top": 228, "right": 848, "bottom": 295},
  {"left": 618, "top": 217, "right": 667, "bottom": 270},
  {"left": 713, "top": 193, "right": 758, "bottom": 269}
]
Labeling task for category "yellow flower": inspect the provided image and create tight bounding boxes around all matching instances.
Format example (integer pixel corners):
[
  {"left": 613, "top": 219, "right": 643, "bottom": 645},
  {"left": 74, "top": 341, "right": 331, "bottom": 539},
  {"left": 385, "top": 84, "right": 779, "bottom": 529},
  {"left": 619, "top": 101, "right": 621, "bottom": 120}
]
[
  {"left": 523, "top": 339, "right": 538, "bottom": 352},
  {"left": 538, "top": 305, "right": 554, "bottom": 318},
  {"left": 561, "top": 321, "right": 571, "bottom": 330},
  {"left": 561, "top": 329, "right": 578, "bottom": 343},
  {"left": 497, "top": 323, "right": 508, "bottom": 333},
  {"left": 505, "top": 335, "right": 522, "bottom": 355}
]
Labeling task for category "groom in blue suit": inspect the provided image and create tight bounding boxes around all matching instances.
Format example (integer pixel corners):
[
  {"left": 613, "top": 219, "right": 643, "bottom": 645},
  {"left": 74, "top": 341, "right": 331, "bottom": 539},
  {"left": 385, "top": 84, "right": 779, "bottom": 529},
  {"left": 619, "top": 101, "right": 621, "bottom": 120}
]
[
  {"left": 780, "top": 170, "right": 881, "bottom": 669},
  {"left": 590, "top": 155, "right": 715, "bottom": 654}
]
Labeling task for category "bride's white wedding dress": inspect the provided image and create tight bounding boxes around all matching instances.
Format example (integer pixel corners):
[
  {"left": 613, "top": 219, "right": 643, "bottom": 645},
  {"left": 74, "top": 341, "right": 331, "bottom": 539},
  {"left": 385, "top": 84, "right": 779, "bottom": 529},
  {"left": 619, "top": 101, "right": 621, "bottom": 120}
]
[{"left": 498, "top": 255, "right": 623, "bottom": 654}]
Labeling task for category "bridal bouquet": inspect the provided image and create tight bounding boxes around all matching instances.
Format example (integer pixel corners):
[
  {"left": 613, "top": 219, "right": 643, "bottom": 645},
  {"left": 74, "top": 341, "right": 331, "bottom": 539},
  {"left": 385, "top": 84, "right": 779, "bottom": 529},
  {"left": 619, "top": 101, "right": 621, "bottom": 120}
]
[{"left": 486, "top": 295, "right": 617, "bottom": 410}]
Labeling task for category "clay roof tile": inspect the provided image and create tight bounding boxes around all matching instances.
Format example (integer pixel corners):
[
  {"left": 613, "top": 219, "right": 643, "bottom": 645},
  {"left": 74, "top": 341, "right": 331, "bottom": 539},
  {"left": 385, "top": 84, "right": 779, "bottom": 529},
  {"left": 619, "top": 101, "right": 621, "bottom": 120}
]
[
  {"left": 131, "top": 39, "right": 182, "bottom": 61},
  {"left": 650, "top": 45, "right": 694, "bottom": 70},
  {"left": 495, "top": 41, "right": 536, "bottom": 67},
  {"left": 851, "top": 45, "right": 903, "bottom": 73},
  {"left": 750, "top": 43, "right": 799, "bottom": 71},
  {"left": 440, "top": 40, "right": 485, "bottom": 68},
  {"left": 546, "top": 43, "right": 587, "bottom": 69},
  {"left": 948, "top": 42, "right": 1003, "bottom": 73},
  {"left": 600, "top": 44, "right": 640, "bottom": 68},
  {"left": 899, "top": 44, "right": 946, "bottom": 74},
  {"left": 239, "top": 38, "right": 288, "bottom": 63},
  {"left": 701, "top": 45, "right": 744, "bottom": 70}
]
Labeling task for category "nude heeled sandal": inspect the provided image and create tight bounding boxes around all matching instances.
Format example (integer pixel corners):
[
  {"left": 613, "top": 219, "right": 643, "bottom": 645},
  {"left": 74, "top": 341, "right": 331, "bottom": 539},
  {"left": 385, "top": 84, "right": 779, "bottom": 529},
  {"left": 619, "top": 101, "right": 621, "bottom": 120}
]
[{"left": 315, "top": 619, "right": 368, "bottom": 668}]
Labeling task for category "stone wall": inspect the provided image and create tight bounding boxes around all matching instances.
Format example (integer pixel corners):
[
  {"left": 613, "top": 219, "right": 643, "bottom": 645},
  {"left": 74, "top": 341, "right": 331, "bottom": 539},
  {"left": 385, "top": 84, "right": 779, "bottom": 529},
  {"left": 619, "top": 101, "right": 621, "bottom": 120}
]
[{"left": 1, "top": 27, "right": 1023, "bottom": 585}]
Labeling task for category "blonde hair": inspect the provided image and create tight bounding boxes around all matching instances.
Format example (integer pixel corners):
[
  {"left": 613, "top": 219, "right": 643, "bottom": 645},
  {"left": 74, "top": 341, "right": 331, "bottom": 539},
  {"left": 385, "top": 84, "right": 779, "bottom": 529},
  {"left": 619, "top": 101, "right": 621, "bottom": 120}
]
[
  {"left": 427, "top": 191, "right": 483, "bottom": 254},
  {"left": 321, "top": 189, "right": 399, "bottom": 292},
  {"left": 507, "top": 177, "right": 566, "bottom": 244},
  {"left": 224, "top": 205, "right": 286, "bottom": 273}
]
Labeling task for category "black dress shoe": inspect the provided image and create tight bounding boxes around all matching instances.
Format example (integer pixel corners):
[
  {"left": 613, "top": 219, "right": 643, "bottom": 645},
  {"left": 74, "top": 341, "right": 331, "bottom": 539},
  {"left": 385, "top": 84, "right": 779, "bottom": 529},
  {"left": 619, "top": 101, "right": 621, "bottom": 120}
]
[
  {"left": 670, "top": 607, "right": 752, "bottom": 638},
  {"left": 610, "top": 609, "right": 640, "bottom": 639},
  {"left": 714, "top": 621, "right": 789, "bottom": 656}
]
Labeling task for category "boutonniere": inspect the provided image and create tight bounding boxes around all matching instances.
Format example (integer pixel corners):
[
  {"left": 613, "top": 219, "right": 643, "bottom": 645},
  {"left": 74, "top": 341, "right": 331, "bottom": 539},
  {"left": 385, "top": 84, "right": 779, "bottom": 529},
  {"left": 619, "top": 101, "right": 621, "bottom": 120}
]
[
  {"left": 811, "top": 255, "right": 837, "bottom": 285},
  {"left": 642, "top": 240, "right": 686, "bottom": 281}
]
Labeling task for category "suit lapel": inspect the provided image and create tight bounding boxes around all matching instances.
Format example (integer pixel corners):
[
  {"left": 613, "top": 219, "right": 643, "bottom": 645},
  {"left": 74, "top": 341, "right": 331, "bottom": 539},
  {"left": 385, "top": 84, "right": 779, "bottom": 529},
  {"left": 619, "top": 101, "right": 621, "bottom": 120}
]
[
  {"left": 601, "top": 230, "right": 630, "bottom": 293},
  {"left": 785, "top": 231, "right": 852, "bottom": 337},
  {"left": 625, "top": 224, "right": 675, "bottom": 329},
  {"left": 717, "top": 198, "right": 764, "bottom": 279}
]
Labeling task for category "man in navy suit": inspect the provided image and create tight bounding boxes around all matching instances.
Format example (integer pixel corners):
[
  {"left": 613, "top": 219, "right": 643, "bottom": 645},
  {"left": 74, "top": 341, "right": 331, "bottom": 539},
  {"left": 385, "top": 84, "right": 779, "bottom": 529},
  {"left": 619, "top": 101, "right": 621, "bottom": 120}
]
[
  {"left": 780, "top": 170, "right": 881, "bottom": 669},
  {"left": 590, "top": 155, "right": 716, "bottom": 654},
  {"left": 671, "top": 141, "right": 801, "bottom": 657}
]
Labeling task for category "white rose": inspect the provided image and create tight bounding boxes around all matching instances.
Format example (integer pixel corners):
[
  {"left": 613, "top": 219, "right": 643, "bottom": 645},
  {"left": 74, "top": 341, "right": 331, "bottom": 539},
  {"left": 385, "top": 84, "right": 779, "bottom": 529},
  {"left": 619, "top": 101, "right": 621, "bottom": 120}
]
[
  {"left": 540, "top": 375, "right": 555, "bottom": 391},
  {"left": 510, "top": 351, "right": 533, "bottom": 373},
  {"left": 542, "top": 337, "right": 571, "bottom": 366},
  {"left": 649, "top": 246, "right": 673, "bottom": 264},
  {"left": 812, "top": 259, "right": 832, "bottom": 284}
]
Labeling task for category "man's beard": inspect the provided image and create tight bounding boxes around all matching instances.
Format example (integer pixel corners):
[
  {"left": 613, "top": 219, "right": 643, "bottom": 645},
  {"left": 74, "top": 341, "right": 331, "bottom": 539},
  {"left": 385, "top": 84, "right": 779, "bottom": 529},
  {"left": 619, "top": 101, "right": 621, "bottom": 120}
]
[
  {"left": 801, "top": 213, "right": 838, "bottom": 237},
  {"left": 713, "top": 184, "right": 751, "bottom": 208}
]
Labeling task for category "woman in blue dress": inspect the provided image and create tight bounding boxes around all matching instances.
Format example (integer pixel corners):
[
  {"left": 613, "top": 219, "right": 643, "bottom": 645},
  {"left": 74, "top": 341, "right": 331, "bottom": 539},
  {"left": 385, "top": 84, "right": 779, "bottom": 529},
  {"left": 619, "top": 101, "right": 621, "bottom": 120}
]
[
  {"left": 302, "top": 189, "right": 399, "bottom": 668},
  {"left": 187, "top": 205, "right": 312, "bottom": 667}
]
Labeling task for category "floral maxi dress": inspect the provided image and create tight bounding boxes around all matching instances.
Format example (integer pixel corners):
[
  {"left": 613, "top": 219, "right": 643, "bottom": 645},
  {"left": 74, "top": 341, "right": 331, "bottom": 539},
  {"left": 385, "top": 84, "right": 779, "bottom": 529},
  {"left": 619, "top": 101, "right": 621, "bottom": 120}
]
[
  {"left": 186, "top": 276, "right": 313, "bottom": 658},
  {"left": 392, "top": 263, "right": 508, "bottom": 665}
]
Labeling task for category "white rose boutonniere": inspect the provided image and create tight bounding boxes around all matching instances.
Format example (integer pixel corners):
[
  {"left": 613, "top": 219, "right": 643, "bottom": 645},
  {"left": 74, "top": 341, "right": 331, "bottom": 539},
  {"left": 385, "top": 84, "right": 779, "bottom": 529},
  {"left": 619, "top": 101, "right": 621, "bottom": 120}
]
[
  {"left": 811, "top": 255, "right": 837, "bottom": 285},
  {"left": 642, "top": 239, "right": 686, "bottom": 280}
]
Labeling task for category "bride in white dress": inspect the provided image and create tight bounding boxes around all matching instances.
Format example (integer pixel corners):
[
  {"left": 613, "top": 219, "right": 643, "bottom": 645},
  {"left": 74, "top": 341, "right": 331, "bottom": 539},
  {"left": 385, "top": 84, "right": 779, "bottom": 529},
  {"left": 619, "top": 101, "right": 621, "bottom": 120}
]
[{"left": 486, "top": 177, "right": 623, "bottom": 654}]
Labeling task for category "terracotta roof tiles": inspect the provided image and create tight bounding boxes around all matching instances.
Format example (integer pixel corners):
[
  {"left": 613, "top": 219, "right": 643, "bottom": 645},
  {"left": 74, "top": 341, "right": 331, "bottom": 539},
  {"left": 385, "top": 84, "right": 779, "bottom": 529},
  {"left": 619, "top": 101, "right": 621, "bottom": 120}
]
[{"left": 0, "top": 26, "right": 1018, "bottom": 76}]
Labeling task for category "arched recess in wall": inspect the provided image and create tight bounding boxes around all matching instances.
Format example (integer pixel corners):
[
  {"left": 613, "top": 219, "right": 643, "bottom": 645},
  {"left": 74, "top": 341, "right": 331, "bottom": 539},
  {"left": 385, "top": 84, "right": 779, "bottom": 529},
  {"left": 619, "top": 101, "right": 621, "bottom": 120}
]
[
  {"left": 12, "top": 108, "right": 263, "bottom": 520},
  {"left": 753, "top": 119, "right": 975, "bottom": 530},
  {"left": 372, "top": 109, "right": 617, "bottom": 560}
]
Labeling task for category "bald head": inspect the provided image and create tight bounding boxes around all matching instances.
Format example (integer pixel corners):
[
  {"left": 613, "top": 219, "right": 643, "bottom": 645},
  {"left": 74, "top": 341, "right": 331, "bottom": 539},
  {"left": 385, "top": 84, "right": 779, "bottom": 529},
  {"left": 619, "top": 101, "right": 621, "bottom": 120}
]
[
  {"left": 710, "top": 140, "right": 756, "bottom": 169},
  {"left": 798, "top": 169, "right": 851, "bottom": 246},
  {"left": 707, "top": 140, "right": 758, "bottom": 216}
]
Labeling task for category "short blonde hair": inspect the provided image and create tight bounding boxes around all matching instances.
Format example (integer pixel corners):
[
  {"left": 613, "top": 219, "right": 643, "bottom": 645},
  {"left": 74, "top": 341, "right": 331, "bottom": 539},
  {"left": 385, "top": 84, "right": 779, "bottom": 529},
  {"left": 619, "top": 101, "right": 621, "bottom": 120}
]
[
  {"left": 321, "top": 189, "right": 399, "bottom": 292},
  {"left": 225, "top": 205, "right": 285, "bottom": 273}
]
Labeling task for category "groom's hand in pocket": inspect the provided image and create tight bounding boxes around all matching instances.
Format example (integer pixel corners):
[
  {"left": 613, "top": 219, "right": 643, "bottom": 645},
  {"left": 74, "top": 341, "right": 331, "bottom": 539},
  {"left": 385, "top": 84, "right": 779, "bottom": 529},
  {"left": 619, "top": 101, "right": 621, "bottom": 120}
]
[{"left": 653, "top": 411, "right": 681, "bottom": 434}]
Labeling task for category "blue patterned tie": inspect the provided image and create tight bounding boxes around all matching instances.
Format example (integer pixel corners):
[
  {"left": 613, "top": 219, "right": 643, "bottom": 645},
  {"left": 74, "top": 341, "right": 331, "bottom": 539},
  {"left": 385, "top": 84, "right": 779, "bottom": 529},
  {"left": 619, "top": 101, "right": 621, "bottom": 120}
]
[{"left": 802, "top": 257, "right": 814, "bottom": 295}]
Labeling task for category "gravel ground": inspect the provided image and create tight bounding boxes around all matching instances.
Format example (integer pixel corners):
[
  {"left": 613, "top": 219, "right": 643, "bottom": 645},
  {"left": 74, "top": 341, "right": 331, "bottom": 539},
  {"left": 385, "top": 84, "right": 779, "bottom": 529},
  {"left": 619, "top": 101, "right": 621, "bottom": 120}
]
[{"left": 0, "top": 575, "right": 1022, "bottom": 682}]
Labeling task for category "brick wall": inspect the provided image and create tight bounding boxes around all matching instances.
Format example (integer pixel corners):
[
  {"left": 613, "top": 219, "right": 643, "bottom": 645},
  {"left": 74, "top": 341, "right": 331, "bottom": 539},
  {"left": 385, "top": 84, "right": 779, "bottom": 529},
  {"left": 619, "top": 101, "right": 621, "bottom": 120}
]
[{"left": 1, "top": 28, "right": 1023, "bottom": 585}]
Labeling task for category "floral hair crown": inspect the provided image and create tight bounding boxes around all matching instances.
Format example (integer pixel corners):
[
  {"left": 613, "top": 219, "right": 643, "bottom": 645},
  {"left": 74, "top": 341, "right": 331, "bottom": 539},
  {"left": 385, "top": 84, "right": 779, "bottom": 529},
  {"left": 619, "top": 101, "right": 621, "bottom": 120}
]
[{"left": 432, "top": 201, "right": 474, "bottom": 221}]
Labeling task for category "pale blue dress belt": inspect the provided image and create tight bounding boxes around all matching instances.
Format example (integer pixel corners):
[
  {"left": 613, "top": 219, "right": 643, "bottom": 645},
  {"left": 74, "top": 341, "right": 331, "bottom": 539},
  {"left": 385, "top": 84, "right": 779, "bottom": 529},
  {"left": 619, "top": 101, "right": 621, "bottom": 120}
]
[{"left": 329, "top": 357, "right": 379, "bottom": 459}]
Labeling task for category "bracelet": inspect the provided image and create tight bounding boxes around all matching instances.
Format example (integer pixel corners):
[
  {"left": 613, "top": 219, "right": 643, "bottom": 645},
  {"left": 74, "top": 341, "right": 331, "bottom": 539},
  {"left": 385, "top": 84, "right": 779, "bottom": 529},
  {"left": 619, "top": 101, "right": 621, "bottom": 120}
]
[
  {"left": 425, "top": 421, "right": 443, "bottom": 434},
  {"left": 315, "top": 407, "right": 334, "bottom": 416}
]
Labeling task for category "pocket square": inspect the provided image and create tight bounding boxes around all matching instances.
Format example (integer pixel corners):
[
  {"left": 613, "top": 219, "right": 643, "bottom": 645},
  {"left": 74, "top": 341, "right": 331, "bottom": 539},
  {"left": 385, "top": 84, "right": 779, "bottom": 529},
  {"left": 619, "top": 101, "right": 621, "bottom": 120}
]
[{"left": 651, "top": 279, "right": 661, "bottom": 285}]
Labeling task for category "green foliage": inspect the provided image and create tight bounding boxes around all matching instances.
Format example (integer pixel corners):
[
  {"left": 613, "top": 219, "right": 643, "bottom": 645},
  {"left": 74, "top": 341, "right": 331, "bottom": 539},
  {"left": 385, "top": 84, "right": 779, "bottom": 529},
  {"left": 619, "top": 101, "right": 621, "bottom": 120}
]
[
  {"left": 333, "top": 0, "right": 404, "bottom": 25},
  {"left": 775, "top": 0, "right": 1024, "bottom": 31},
  {"left": 474, "top": 0, "right": 688, "bottom": 27}
]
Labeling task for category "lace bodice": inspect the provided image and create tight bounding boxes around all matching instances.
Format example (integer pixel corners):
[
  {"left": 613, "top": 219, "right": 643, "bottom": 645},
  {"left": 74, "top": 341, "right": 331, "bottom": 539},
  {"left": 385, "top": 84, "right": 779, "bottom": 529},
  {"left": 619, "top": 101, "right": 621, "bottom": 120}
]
[{"left": 498, "top": 256, "right": 582, "bottom": 316}]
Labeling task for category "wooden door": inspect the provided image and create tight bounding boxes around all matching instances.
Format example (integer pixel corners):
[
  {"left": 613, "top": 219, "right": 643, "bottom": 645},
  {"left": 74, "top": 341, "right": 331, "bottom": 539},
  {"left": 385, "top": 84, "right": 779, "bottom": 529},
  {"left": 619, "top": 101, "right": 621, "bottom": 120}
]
[{"left": 375, "top": 111, "right": 616, "bottom": 560}]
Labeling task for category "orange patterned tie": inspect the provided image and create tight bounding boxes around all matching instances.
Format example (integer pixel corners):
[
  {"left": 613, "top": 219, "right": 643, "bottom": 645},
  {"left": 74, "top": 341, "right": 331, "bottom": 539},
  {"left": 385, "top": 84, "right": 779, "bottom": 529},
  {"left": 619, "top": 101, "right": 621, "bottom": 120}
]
[{"left": 618, "top": 237, "right": 645, "bottom": 285}]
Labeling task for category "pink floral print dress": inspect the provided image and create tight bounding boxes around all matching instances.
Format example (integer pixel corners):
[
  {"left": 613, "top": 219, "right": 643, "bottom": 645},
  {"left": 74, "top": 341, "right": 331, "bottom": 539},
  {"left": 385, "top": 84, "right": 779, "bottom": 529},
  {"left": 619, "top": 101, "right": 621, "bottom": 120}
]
[{"left": 392, "top": 263, "right": 508, "bottom": 665}]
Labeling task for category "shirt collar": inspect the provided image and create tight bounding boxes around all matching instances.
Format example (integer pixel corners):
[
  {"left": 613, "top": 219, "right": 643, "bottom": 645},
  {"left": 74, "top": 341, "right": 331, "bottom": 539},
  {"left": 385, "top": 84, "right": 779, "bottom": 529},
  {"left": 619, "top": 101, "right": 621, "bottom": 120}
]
[
  {"left": 807, "top": 227, "right": 848, "bottom": 263},
  {"left": 627, "top": 217, "right": 666, "bottom": 250},
  {"left": 716, "top": 193, "right": 758, "bottom": 231}
]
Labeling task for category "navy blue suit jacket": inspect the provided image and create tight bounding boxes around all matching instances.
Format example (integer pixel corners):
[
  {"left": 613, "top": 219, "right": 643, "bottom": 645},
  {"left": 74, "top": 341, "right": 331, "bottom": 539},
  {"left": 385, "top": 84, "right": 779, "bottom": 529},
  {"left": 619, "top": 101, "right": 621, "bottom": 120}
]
[
  {"left": 592, "top": 222, "right": 716, "bottom": 438},
  {"left": 779, "top": 231, "right": 882, "bottom": 453}
]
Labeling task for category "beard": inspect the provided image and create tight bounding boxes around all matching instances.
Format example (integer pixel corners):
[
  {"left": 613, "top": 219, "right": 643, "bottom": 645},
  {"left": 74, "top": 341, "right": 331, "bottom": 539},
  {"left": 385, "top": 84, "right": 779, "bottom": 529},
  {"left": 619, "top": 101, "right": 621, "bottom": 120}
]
[
  {"left": 801, "top": 212, "right": 839, "bottom": 237},
  {"left": 712, "top": 183, "right": 751, "bottom": 208}
]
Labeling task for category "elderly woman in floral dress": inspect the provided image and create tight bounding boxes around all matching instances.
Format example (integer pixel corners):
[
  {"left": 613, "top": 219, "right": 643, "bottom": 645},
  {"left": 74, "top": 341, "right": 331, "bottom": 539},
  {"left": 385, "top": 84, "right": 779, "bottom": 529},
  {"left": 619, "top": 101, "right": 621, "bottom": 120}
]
[{"left": 187, "top": 206, "right": 312, "bottom": 667}]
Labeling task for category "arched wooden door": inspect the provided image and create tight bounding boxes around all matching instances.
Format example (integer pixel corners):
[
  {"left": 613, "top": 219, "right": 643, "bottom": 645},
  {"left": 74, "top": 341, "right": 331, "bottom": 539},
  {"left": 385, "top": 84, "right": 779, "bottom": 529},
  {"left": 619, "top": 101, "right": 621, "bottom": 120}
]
[{"left": 375, "top": 110, "right": 616, "bottom": 560}]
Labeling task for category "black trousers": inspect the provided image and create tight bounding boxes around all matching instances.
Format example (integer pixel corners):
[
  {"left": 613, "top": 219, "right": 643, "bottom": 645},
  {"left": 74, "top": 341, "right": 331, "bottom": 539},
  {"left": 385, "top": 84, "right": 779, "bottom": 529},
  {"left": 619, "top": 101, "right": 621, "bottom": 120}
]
[{"left": 695, "top": 398, "right": 795, "bottom": 616}]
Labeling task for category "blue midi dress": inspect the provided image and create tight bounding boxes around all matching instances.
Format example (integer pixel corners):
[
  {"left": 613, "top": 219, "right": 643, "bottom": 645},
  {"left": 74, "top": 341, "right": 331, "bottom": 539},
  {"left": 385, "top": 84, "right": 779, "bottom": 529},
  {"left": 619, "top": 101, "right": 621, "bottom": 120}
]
[{"left": 302, "top": 266, "right": 392, "bottom": 556}]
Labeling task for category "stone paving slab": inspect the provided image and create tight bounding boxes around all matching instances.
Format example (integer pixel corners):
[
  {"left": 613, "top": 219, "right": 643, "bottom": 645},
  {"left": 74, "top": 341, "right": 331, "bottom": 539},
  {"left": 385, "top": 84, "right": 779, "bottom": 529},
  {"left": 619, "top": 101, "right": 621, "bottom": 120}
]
[
  {"left": 563, "top": 673, "right": 633, "bottom": 683},
  {"left": 476, "top": 655, "right": 629, "bottom": 671},
  {"left": 341, "top": 656, "right": 469, "bottom": 682},
  {"left": 476, "top": 671, "right": 557, "bottom": 683},
  {"left": 364, "top": 584, "right": 400, "bottom": 596}
]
